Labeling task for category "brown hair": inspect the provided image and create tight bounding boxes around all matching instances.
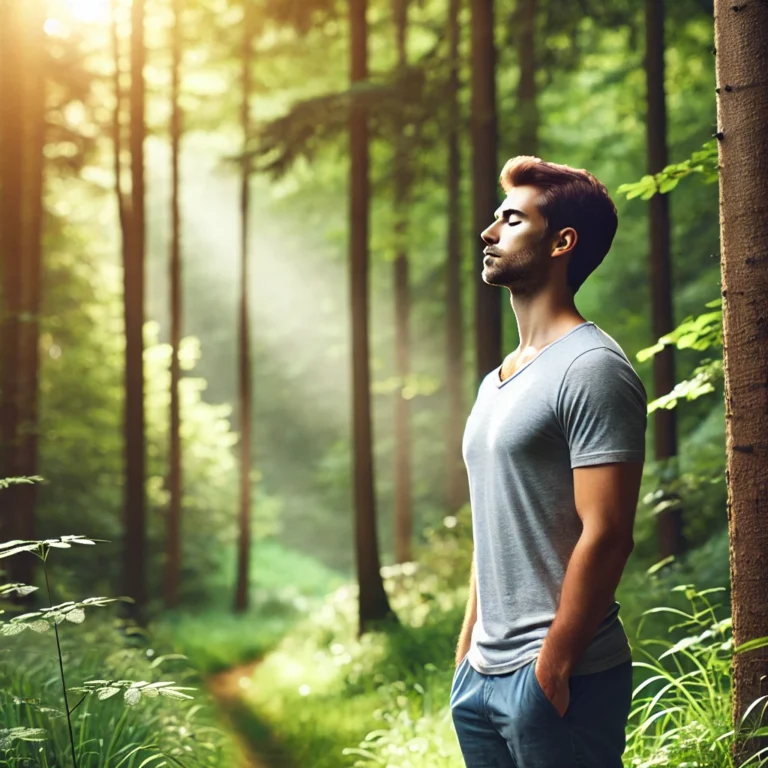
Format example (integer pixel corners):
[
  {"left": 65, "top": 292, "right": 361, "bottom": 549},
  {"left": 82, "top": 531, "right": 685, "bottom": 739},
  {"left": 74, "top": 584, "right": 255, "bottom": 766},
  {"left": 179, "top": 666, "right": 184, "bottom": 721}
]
[{"left": 499, "top": 156, "right": 618, "bottom": 294}]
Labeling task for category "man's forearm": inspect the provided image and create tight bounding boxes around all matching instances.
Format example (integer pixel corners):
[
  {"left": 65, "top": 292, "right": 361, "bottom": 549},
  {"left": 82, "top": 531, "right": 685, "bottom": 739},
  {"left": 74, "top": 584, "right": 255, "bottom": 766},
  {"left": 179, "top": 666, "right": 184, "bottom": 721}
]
[
  {"left": 456, "top": 558, "right": 477, "bottom": 665},
  {"left": 537, "top": 528, "right": 633, "bottom": 681}
]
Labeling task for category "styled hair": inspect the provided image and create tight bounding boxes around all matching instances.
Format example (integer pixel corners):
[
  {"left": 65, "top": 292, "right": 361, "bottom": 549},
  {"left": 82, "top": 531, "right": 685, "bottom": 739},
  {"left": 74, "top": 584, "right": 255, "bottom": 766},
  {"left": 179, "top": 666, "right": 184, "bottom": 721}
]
[{"left": 499, "top": 156, "right": 618, "bottom": 294}]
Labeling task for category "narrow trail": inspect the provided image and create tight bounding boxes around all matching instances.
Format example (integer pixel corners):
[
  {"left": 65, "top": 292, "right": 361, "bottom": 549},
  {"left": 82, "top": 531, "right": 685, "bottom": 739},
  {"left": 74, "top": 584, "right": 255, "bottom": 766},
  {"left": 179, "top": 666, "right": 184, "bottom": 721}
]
[{"left": 207, "top": 660, "right": 270, "bottom": 768}]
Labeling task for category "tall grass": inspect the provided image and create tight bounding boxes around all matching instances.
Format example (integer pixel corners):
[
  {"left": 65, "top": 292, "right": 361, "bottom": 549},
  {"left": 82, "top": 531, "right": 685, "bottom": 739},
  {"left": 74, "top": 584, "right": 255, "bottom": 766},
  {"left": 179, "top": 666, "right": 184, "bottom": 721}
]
[
  {"left": 0, "top": 521, "right": 233, "bottom": 767},
  {"left": 234, "top": 568, "right": 765, "bottom": 768},
  {"left": 0, "top": 619, "right": 231, "bottom": 767}
]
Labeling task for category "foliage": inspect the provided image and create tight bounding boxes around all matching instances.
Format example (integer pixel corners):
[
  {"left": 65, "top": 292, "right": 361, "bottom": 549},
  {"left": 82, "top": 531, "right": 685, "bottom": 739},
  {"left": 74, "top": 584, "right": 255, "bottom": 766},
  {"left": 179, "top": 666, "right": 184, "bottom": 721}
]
[
  {"left": 617, "top": 139, "right": 719, "bottom": 199},
  {"left": 36, "top": 229, "right": 279, "bottom": 605},
  {"left": 0, "top": 624, "right": 230, "bottom": 768},
  {"left": 0, "top": 516, "right": 230, "bottom": 767},
  {"left": 637, "top": 298, "right": 723, "bottom": 413},
  {"left": 625, "top": 585, "right": 768, "bottom": 768},
  {"left": 223, "top": 552, "right": 765, "bottom": 768}
]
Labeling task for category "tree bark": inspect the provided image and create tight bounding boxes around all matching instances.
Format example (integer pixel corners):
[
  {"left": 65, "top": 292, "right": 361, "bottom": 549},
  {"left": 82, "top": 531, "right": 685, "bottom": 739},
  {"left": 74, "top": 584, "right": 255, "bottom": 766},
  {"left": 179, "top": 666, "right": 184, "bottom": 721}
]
[
  {"left": 392, "top": 0, "right": 412, "bottom": 565},
  {"left": 234, "top": 7, "right": 253, "bottom": 614},
  {"left": 123, "top": 0, "right": 147, "bottom": 618},
  {"left": 445, "top": 0, "right": 468, "bottom": 512},
  {"left": 349, "top": 0, "right": 395, "bottom": 634},
  {"left": 471, "top": 0, "right": 501, "bottom": 383},
  {"left": 517, "top": 0, "right": 538, "bottom": 156},
  {"left": 0, "top": 0, "right": 25, "bottom": 565},
  {"left": 111, "top": 0, "right": 131, "bottom": 244},
  {"left": 645, "top": 0, "right": 684, "bottom": 559},
  {"left": 15, "top": 0, "right": 46, "bottom": 589},
  {"left": 164, "top": 0, "right": 183, "bottom": 609},
  {"left": 714, "top": 1, "right": 768, "bottom": 762}
]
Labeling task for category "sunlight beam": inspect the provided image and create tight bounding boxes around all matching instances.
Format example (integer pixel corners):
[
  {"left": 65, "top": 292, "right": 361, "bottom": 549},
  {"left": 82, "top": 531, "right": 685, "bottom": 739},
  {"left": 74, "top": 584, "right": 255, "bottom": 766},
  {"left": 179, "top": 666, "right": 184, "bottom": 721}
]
[{"left": 56, "top": 0, "right": 112, "bottom": 24}]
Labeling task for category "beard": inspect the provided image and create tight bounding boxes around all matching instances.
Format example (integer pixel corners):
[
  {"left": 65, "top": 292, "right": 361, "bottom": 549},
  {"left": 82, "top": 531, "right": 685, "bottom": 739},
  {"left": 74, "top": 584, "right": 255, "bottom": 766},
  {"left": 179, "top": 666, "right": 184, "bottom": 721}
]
[{"left": 482, "top": 240, "right": 550, "bottom": 295}]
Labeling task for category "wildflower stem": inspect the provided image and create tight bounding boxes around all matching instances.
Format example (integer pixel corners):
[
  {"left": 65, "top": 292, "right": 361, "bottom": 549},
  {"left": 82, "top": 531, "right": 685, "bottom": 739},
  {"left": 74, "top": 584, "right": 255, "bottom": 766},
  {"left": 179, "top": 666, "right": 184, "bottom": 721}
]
[{"left": 44, "top": 561, "right": 78, "bottom": 768}]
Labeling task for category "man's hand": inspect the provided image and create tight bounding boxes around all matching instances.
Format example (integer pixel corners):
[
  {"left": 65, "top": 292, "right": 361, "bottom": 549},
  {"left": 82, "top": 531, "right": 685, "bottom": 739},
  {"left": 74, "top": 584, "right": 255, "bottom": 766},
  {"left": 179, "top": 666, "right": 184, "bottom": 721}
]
[{"left": 534, "top": 658, "right": 570, "bottom": 717}]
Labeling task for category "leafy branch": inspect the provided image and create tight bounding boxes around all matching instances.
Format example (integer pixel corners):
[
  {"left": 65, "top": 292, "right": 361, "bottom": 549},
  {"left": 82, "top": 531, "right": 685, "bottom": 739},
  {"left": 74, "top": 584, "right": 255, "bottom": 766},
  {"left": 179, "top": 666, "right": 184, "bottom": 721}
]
[
  {"left": 617, "top": 140, "right": 719, "bottom": 200},
  {"left": 636, "top": 299, "right": 723, "bottom": 412},
  {"left": 0, "top": 475, "right": 43, "bottom": 490},
  {"left": 68, "top": 679, "right": 195, "bottom": 708}
]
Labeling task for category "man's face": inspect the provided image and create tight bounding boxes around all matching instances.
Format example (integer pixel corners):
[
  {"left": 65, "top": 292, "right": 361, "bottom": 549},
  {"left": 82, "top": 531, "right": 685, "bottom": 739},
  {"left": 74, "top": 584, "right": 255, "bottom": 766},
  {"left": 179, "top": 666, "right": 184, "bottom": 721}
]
[{"left": 480, "top": 185, "right": 553, "bottom": 294}]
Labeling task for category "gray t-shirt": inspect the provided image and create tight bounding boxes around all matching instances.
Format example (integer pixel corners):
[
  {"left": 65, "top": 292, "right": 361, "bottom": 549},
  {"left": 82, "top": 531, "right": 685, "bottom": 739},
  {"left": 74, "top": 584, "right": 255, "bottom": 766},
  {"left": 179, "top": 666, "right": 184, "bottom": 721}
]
[{"left": 463, "top": 321, "right": 647, "bottom": 676}]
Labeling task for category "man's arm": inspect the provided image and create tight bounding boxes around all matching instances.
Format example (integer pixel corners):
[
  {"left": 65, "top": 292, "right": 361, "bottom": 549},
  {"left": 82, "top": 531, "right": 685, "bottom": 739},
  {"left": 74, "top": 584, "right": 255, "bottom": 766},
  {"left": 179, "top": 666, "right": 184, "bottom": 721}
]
[
  {"left": 455, "top": 555, "right": 477, "bottom": 666},
  {"left": 535, "top": 461, "right": 643, "bottom": 713}
]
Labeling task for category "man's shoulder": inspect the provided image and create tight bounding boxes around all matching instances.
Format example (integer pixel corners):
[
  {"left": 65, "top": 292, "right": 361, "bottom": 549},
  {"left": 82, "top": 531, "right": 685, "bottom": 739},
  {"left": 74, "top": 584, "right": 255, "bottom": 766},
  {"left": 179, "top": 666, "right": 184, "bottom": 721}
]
[
  {"left": 557, "top": 327, "right": 647, "bottom": 403},
  {"left": 551, "top": 324, "right": 630, "bottom": 371}
]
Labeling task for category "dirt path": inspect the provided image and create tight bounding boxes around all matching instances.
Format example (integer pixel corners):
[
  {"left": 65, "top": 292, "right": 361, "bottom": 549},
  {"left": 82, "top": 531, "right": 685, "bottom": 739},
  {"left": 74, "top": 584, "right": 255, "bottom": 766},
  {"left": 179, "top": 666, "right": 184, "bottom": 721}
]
[{"left": 207, "top": 660, "right": 269, "bottom": 768}]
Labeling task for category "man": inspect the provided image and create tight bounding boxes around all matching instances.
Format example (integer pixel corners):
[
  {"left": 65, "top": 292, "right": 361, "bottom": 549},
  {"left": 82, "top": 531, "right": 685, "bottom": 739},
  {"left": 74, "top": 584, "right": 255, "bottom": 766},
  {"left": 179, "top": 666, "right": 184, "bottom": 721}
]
[{"left": 450, "top": 156, "right": 647, "bottom": 768}]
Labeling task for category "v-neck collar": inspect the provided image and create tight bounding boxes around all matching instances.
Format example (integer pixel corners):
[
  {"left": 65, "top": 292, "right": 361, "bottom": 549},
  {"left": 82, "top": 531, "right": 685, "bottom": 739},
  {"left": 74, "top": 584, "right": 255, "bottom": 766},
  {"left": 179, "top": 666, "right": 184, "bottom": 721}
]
[{"left": 495, "top": 321, "right": 594, "bottom": 389}]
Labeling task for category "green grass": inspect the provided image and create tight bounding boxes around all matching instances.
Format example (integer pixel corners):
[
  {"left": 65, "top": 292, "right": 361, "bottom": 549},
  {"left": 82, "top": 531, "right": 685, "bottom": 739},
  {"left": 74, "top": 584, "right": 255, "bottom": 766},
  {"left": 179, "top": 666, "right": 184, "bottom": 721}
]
[
  {"left": 217, "top": 554, "right": 760, "bottom": 768},
  {"left": 153, "top": 611, "right": 291, "bottom": 676},
  {"left": 156, "top": 539, "right": 347, "bottom": 675},
  {"left": 0, "top": 618, "right": 234, "bottom": 767}
]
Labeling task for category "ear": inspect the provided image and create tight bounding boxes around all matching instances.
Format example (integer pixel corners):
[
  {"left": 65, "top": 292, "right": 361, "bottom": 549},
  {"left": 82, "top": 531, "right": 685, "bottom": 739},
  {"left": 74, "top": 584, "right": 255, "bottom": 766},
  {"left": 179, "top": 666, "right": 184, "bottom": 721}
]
[{"left": 551, "top": 227, "right": 578, "bottom": 259}]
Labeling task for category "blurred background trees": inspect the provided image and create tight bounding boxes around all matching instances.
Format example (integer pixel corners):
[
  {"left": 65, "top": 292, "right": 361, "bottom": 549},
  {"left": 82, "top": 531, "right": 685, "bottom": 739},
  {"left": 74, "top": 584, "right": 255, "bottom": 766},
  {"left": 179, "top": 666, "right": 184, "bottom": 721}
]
[
  {"left": 0, "top": 0, "right": 742, "bottom": 639},
  {"left": 5, "top": 0, "right": 768, "bottom": 764},
  {"left": 0, "top": 0, "right": 728, "bottom": 613}
]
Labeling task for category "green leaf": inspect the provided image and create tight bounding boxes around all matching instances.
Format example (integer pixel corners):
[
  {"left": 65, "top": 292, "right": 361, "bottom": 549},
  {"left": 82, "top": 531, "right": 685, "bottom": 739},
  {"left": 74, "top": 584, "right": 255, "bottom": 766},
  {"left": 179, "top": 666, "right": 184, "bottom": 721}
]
[
  {"left": 0, "top": 583, "right": 38, "bottom": 596},
  {"left": 65, "top": 608, "right": 85, "bottom": 624},
  {"left": 0, "top": 540, "right": 34, "bottom": 551},
  {"left": 0, "top": 544, "right": 40, "bottom": 559},
  {"left": 636, "top": 342, "right": 665, "bottom": 363},
  {"left": 646, "top": 555, "right": 675, "bottom": 575},
  {"left": 0, "top": 476, "right": 43, "bottom": 490},
  {"left": 0, "top": 622, "right": 28, "bottom": 636},
  {"left": 158, "top": 687, "right": 195, "bottom": 701},
  {"left": 658, "top": 176, "right": 680, "bottom": 194},
  {"left": 0, "top": 727, "right": 47, "bottom": 750},
  {"left": 734, "top": 636, "right": 768, "bottom": 654}
]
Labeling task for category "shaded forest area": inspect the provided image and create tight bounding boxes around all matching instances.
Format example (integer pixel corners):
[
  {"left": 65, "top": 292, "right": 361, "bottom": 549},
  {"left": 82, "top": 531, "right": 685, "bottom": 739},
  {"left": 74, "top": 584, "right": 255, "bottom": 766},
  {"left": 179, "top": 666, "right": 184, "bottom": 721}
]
[{"left": 1, "top": 0, "right": 767, "bottom": 766}]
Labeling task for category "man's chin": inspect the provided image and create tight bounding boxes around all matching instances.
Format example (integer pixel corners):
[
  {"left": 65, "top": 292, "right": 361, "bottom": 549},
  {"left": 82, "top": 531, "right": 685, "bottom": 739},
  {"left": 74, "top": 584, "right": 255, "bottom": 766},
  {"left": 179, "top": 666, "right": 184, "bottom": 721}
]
[{"left": 482, "top": 268, "right": 506, "bottom": 287}]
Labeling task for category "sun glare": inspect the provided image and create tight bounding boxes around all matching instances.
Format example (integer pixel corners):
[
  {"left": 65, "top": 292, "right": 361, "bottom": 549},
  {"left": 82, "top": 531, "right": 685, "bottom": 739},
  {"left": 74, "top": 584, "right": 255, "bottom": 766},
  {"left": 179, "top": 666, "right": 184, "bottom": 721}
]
[{"left": 59, "top": 0, "right": 112, "bottom": 23}]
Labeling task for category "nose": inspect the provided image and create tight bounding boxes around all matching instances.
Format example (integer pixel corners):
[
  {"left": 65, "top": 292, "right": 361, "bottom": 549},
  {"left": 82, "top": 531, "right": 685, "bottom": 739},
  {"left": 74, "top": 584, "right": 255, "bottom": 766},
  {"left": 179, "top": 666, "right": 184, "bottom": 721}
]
[{"left": 481, "top": 220, "right": 500, "bottom": 246}]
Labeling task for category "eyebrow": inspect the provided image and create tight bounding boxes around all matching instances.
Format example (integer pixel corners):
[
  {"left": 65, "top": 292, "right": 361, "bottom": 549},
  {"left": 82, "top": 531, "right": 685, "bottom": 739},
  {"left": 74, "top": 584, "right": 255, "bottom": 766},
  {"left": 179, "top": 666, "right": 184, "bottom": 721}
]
[{"left": 494, "top": 207, "right": 529, "bottom": 221}]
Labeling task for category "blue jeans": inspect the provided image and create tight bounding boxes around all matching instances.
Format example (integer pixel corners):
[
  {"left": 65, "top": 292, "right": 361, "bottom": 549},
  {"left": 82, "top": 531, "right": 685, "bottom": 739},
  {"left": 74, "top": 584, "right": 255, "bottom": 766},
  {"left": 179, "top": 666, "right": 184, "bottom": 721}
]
[{"left": 450, "top": 656, "right": 633, "bottom": 768}]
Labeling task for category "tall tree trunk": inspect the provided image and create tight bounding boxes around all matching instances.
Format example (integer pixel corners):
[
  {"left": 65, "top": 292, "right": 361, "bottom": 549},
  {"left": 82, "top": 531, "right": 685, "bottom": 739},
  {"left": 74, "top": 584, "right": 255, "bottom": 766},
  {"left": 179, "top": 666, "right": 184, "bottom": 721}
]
[
  {"left": 123, "top": 0, "right": 147, "bottom": 617},
  {"left": 349, "top": 0, "right": 395, "bottom": 634},
  {"left": 392, "top": 0, "right": 412, "bottom": 564},
  {"left": 715, "top": 1, "right": 768, "bottom": 762},
  {"left": 517, "top": 0, "right": 538, "bottom": 156},
  {"left": 445, "top": 0, "right": 468, "bottom": 512},
  {"left": 164, "top": 0, "right": 183, "bottom": 609},
  {"left": 471, "top": 0, "right": 501, "bottom": 383},
  {"left": 645, "top": 0, "right": 684, "bottom": 559},
  {"left": 16, "top": 0, "right": 46, "bottom": 589},
  {"left": 234, "top": 7, "right": 253, "bottom": 614},
  {"left": 0, "top": 0, "right": 25, "bottom": 567},
  {"left": 111, "top": 0, "right": 131, "bottom": 247}
]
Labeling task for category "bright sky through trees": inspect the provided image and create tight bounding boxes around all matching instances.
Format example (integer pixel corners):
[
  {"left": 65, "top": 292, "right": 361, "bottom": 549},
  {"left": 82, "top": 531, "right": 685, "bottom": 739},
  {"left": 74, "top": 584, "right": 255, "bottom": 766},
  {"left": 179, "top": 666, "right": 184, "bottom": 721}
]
[{"left": 47, "top": 0, "right": 111, "bottom": 26}]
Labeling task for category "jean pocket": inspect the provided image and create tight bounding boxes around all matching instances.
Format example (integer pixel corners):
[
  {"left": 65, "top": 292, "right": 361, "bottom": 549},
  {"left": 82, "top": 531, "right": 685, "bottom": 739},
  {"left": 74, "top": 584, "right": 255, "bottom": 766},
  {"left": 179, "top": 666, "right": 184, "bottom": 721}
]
[
  {"left": 450, "top": 655, "right": 469, "bottom": 704},
  {"left": 528, "top": 660, "right": 567, "bottom": 719},
  {"left": 452, "top": 654, "right": 468, "bottom": 682}
]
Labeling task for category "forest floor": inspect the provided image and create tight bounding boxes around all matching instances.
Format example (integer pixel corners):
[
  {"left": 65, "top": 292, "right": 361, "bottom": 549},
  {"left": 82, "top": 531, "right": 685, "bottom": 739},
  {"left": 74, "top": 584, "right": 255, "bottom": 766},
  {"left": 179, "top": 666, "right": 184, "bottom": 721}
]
[{"left": 207, "top": 660, "right": 286, "bottom": 768}]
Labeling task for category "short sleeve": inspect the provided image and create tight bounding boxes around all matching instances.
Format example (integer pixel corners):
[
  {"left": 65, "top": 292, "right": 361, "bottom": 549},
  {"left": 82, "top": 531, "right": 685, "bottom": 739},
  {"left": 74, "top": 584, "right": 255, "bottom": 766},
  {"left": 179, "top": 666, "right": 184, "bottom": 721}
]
[{"left": 556, "top": 347, "right": 647, "bottom": 469}]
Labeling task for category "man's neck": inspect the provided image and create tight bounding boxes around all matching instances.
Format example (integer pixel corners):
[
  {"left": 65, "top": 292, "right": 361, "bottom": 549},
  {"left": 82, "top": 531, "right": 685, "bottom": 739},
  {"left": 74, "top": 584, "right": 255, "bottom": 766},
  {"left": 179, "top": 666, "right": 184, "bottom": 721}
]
[{"left": 509, "top": 287, "right": 584, "bottom": 352}]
